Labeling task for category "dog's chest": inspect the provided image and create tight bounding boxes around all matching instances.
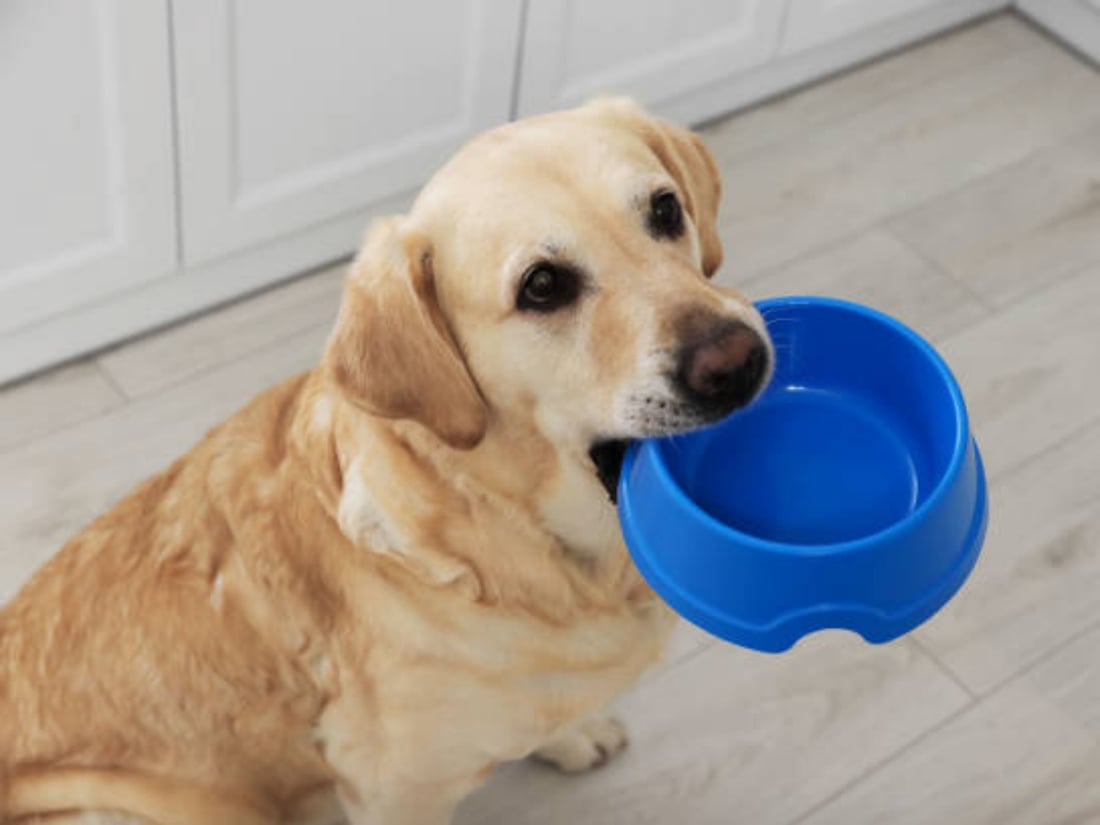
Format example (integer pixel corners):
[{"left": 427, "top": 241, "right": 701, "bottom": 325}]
[
  {"left": 334, "top": 433, "right": 676, "bottom": 757},
  {"left": 369, "top": 596, "right": 675, "bottom": 765},
  {"left": 537, "top": 454, "right": 623, "bottom": 561}
]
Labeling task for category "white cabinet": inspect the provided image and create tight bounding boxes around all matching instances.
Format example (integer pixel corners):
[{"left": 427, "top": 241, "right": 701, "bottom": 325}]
[
  {"left": 1, "top": 0, "right": 1018, "bottom": 383},
  {"left": 1017, "top": 0, "right": 1100, "bottom": 62},
  {"left": 0, "top": 0, "right": 176, "bottom": 336},
  {"left": 171, "top": 0, "right": 524, "bottom": 265},
  {"left": 516, "top": 0, "right": 786, "bottom": 115},
  {"left": 781, "top": 0, "right": 1005, "bottom": 55}
]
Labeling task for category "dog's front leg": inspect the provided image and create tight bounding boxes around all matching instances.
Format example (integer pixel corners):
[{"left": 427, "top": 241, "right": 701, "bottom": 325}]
[
  {"left": 319, "top": 699, "right": 478, "bottom": 825},
  {"left": 335, "top": 781, "right": 464, "bottom": 825},
  {"left": 531, "top": 713, "right": 630, "bottom": 773},
  {"left": 323, "top": 739, "right": 470, "bottom": 825}
]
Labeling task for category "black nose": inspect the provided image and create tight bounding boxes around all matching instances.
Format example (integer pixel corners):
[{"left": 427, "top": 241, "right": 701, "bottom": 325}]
[{"left": 676, "top": 321, "right": 769, "bottom": 413}]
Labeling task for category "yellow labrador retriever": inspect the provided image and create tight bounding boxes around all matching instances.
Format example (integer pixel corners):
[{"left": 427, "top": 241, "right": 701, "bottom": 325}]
[{"left": 0, "top": 98, "right": 771, "bottom": 825}]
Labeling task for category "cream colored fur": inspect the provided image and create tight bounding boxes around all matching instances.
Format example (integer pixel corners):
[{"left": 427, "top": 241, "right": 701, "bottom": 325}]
[{"left": 0, "top": 98, "right": 768, "bottom": 825}]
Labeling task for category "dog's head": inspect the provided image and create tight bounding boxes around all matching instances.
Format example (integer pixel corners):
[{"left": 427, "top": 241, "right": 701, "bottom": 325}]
[{"left": 324, "top": 98, "right": 772, "bottom": 500}]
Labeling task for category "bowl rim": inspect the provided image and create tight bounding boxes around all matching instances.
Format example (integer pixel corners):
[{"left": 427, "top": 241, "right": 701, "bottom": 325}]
[{"left": 631, "top": 295, "right": 972, "bottom": 557}]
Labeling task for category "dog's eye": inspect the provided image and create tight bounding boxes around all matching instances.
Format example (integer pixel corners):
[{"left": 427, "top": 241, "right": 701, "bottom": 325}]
[
  {"left": 648, "top": 190, "right": 684, "bottom": 239},
  {"left": 517, "top": 264, "right": 579, "bottom": 312}
]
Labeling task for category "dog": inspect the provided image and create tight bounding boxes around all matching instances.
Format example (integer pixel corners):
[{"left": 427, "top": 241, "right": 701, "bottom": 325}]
[{"left": 0, "top": 98, "right": 772, "bottom": 825}]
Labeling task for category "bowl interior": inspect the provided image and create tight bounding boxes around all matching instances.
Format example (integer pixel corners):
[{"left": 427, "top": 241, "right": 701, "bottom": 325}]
[{"left": 659, "top": 299, "right": 964, "bottom": 546}]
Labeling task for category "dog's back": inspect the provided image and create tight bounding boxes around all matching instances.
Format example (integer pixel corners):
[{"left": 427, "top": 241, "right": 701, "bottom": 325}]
[{"left": 0, "top": 374, "right": 337, "bottom": 822}]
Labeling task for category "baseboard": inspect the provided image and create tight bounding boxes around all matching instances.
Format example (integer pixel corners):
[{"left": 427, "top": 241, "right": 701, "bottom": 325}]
[
  {"left": 1016, "top": 0, "right": 1100, "bottom": 67},
  {"left": 0, "top": 188, "right": 411, "bottom": 387},
  {"left": 657, "top": 0, "right": 1009, "bottom": 126}
]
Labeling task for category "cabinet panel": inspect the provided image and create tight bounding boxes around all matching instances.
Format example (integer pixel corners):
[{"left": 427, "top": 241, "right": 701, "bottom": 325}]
[
  {"left": 517, "top": 0, "right": 786, "bottom": 115},
  {"left": 172, "top": 0, "right": 524, "bottom": 265},
  {"left": 782, "top": 0, "right": 977, "bottom": 55},
  {"left": 0, "top": 0, "right": 176, "bottom": 335}
]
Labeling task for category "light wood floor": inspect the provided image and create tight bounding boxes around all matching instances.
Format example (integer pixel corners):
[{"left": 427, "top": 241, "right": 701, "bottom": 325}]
[{"left": 3, "top": 13, "right": 1100, "bottom": 825}]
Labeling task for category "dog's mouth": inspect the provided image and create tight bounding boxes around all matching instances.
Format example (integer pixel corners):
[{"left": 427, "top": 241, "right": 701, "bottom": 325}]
[{"left": 589, "top": 439, "right": 632, "bottom": 504}]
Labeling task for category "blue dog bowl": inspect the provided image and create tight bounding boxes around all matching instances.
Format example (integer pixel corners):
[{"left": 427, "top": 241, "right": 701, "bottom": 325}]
[{"left": 619, "top": 296, "right": 987, "bottom": 653}]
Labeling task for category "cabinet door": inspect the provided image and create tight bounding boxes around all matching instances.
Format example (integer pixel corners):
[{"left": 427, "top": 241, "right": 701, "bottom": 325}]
[
  {"left": 172, "top": 0, "right": 524, "bottom": 266},
  {"left": 516, "top": 0, "right": 786, "bottom": 116},
  {"left": 1017, "top": 0, "right": 1100, "bottom": 62},
  {"left": 0, "top": 0, "right": 176, "bottom": 336},
  {"left": 781, "top": 0, "right": 997, "bottom": 55}
]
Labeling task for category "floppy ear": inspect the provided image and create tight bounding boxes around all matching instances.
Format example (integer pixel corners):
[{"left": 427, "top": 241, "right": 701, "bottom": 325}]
[
  {"left": 323, "top": 218, "right": 487, "bottom": 449},
  {"left": 587, "top": 97, "right": 723, "bottom": 278}
]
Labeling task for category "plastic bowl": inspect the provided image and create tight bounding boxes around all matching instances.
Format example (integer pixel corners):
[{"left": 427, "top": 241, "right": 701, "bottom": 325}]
[{"left": 618, "top": 296, "right": 987, "bottom": 653}]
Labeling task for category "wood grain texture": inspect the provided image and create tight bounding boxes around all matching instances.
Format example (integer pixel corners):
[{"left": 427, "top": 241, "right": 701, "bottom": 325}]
[
  {"left": 649, "top": 619, "right": 715, "bottom": 677},
  {"left": 704, "top": 15, "right": 1040, "bottom": 158},
  {"left": 716, "top": 27, "right": 1100, "bottom": 278},
  {"left": 457, "top": 636, "right": 969, "bottom": 825},
  {"left": 889, "top": 120, "right": 1100, "bottom": 308},
  {"left": 798, "top": 680, "right": 1100, "bottom": 825},
  {"left": 915, "top": 417, "right": 1100, "bottom": 695},
  {"left": 97, "top": 261, "right": 346, "bottom": 398},
  {"left": 1023, "top": 621, "right": 1100, "bottom": 739},
  {"left": 0, "top": 361, "right": 124, "bottom": 453},
  {"left": 935, "top": 263, "right": 1100, "bottom": 480},
  {"left": 727, "top": 229, "right": 989, "bottom": 342}
]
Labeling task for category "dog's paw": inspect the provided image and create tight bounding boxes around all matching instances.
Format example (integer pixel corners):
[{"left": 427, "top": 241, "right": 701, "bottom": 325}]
[{"left": 532, "top": 715, "right": 629, "bottom": 773}]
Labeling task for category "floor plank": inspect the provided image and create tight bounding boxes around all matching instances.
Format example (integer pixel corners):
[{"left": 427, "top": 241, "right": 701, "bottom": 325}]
[
  {"left": 1023, "top": 621, "right": 1100, "bottom": 739},
  {"left": 797, "top": 680, "right": 1100, "bottom": 825},
  {"left": 457, "top": 636, "right": 969, "bottom": 825},
  {"left": 651, "top": 619, "right": 715, "bottom": 676},
  {"left": 727, "top": 229, "right": 990, "bottom": 343},
  {"left": 915, "top": 417, "right": 1100, "bottom": 695},
  {"left": 714, "top": 30, "right": 1100, "bottom": 278},
  {"left": 889, "top": 120, "right": 1100, "bottom": 309},
  {"left": 935, "top": 263, "right": 1100, "bottom": 480},
  {"left": 705, "top": 16, "right": 1041, "bottom": 158},
  {"left": 0, "top": 361, "right": 124, "bottom": 454},
  {"left": 97, "top": 262, "right": 345, "bottom": 398}
]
